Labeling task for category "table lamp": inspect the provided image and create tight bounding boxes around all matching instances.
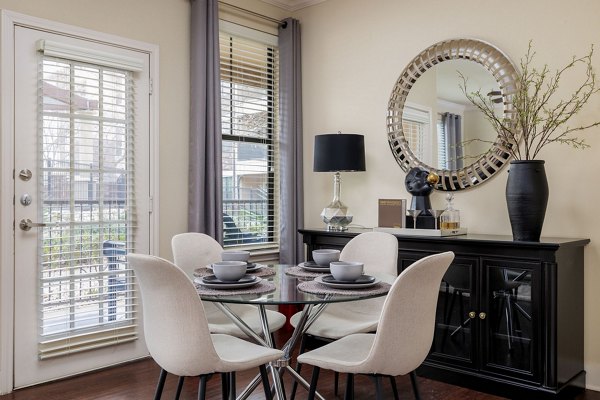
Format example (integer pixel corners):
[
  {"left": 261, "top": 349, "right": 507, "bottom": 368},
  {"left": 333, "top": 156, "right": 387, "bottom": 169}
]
[{"left": 313, "top": 133, "right": 366, "bottom": 231}]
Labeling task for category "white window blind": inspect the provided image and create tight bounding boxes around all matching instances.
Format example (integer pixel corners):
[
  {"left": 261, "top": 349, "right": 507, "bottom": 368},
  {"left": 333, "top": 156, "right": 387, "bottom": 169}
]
[
  {"left": 437, "top": 114, "right": 448, "bottom": 169},
  {"left": 402, "top": 119, "right": 424, "bottom": 159},
  {"left": 37, "top": 39, "right": 144, "bottom": 72},
  {"left": 402, "top": 105, "right": 432, "bottom": 165},
  {"left": 219, "top": 28, "right": 280, "bottom": 249},
  {"left": 38, "top": 55, "right": 137, "bottom": 359}
]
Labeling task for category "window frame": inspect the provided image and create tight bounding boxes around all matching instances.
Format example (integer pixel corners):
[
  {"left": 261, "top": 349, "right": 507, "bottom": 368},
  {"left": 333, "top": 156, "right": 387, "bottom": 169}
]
[
  {"left": 402, "top": 102, "right": 433, "bottom": 166},
  {"left": 219, "top": 21, "right": 280, "bottom": 251}
]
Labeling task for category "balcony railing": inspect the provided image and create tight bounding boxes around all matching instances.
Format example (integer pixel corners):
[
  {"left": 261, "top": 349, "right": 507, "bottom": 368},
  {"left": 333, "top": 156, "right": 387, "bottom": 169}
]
[{"left": 223, "top": 199, "right": 272, "bottom": 247}]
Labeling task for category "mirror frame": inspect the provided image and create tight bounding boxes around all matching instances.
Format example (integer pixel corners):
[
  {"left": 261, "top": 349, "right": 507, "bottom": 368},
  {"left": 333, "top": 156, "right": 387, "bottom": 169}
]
[{"left": 387, "top": 39, "right": 518, "bottom": 191}]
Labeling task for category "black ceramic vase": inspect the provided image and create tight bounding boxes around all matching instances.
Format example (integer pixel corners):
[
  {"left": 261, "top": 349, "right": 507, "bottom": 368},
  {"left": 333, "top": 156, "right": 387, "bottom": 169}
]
[{"left": 505, "top": 160, "right": 549, "bottom": 241}]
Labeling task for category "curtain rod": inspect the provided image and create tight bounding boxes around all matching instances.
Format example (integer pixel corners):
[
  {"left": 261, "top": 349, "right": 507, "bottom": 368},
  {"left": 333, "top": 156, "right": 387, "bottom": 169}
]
[{"left": 219, "top": 1, "right": 287, "bottom": 28}]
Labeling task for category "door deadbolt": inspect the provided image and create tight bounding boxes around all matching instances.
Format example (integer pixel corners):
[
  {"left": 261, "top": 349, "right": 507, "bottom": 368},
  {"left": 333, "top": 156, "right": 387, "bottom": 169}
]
[
  {"left": 20, "top": 194, "right": 32, "bottom": 206},
  {"left": 18, "top": 169, "right": 32, "bottom": 181}
]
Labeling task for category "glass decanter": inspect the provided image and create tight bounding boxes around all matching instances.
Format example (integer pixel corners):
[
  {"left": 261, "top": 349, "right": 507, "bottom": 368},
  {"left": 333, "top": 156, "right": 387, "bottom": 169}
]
[{"left": 440, "top": 193, "right": 460, "bottom": 230}]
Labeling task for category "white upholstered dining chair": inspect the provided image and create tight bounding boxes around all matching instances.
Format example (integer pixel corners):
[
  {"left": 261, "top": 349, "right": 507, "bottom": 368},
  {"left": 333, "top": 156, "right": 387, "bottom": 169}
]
[
  {"left": 289, "top": 231, "right": 398, "bottom": 397},
  {"left": 297, "top": 251, "right": 455, "bottom": 400},
  {"left": 127, "top": 253, "right": 283, "bottom": 400},
  {"left": 171, "top": 232, "right": 286, "bottom": 337},
  {"left": 290, "top": 231, "right": 398, "bottom": 335},
  {"left": 171, "top": 233, "right": 286, "bottom": 399}
]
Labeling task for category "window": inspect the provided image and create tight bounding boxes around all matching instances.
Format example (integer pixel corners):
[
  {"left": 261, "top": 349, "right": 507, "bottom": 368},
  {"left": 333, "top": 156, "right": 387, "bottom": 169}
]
[
  {"left": 437, "top": 114, "right": 448, "bottom": 169},
  {"left": 38, "top": 54, "right": 137, "bottom": 358},
  {"left": 402, "top": 104, "right": 432, "bottom": 165},
  {"left": 219, "top": 23, "right": 279, "bottom": 249}
]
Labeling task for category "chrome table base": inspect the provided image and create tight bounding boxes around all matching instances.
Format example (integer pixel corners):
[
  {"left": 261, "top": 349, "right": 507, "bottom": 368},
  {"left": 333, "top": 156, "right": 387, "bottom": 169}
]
[{"left": 213, "top": 301, "right": 330, "bottom": 400}]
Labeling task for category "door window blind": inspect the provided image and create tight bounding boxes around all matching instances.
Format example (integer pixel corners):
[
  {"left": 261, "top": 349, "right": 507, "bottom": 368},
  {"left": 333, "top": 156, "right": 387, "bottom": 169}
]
[
  {"left": 219, "top": 29, "right": 280, "bottom": 249},
  {"left": 37, "top": 55, "right": 137, "bottom": 359}
]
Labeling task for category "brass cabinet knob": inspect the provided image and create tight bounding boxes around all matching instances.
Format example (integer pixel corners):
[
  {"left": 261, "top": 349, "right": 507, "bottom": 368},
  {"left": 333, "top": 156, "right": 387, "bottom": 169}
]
[
  {"left": 479, "top": 312, "right": 487, "bottom": 320},
  {"left": 468, "top": 311, "right": 476, "bottom": 319}
]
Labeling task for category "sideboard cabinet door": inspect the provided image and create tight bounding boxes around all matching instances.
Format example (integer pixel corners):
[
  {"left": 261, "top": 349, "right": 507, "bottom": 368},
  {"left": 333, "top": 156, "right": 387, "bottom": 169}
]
[
  {"left": 400, "top": 253, "right": 479, "bottom": 371},
  {"left": 480, "top": 258, "right": 541, "bottom": 382}
]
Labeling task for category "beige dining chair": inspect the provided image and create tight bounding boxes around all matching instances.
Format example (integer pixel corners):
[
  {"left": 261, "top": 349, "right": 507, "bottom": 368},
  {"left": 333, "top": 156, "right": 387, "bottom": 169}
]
[
  {"left": 171, "top": 233, "right": 287, "bottom": 398},
  {"left": 127, "top": 253, "right": 283, "bottom": 400},
  {"left": 171, "top": 232, "right": 286, "bottom": 337},
  {"left": 289, "top": 231, "right": 398, "bottom": 397},
  {"left": 297, "top": 251, "right": 455, "bottom": 400}
]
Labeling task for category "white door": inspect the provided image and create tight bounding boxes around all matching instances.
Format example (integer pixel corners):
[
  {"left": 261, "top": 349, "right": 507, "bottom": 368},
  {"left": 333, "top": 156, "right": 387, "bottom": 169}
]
[{"left": 13, "top": 25, "right": 152, "bottom": 388}]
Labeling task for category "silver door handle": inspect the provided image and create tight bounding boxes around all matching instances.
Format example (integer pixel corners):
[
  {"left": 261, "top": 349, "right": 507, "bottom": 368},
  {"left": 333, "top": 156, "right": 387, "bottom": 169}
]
[{"left": 19, "top": 219, "right": 47, "bottom": 231}]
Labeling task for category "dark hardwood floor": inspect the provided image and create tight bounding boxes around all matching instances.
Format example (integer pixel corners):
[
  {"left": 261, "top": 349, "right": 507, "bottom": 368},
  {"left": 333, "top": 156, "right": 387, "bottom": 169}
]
[
  {"left": 3, "top": 357, "right": 600, "bottom": 400},
  {"left": 1, "top": 330, "right": 599, "bottom": 400},
  {"left": 0, "top": 357, "right": 502, "bottom": 400}
]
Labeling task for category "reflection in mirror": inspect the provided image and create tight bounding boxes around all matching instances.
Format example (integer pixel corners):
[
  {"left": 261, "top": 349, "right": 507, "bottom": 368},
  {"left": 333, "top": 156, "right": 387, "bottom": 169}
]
[
  {"left": 387, "top": 39, "right": 518, "bottom": 191},
  {"left": 403, "top": 60, "right": 501, "bottom": 171}
]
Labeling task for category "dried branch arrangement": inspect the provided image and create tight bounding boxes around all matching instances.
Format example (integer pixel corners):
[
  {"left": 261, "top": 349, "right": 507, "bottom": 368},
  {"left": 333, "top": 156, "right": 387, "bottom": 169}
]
[{"left": 461, "top": 41, "right": 600, "bottom": 160}]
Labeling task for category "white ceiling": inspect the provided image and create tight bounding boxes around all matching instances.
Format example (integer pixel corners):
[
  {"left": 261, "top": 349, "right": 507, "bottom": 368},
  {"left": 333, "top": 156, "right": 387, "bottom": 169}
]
[{"left": 259, "top": 0, "right": 327, "bottom": 11}]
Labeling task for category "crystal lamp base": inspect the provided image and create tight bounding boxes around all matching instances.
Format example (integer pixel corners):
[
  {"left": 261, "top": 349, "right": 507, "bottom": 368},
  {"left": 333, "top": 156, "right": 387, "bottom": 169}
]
[{"left": 321, "top": 202, "right": 353, "bottom": 231}]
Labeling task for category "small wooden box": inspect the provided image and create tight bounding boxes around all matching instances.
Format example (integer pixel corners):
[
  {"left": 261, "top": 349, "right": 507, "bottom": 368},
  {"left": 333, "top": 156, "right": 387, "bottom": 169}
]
[{"left": 378, "top": 199, "right": 407, "bottom": 228}]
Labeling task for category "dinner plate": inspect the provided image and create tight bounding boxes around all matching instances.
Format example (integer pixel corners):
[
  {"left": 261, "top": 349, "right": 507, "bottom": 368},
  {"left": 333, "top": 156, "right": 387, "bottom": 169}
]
[
  {"left": 298, "top": 261, "right": 330, "bottom": 272},
  {"left": 207, "top": 263, "right": 262, "bottom": 272},
  {"left": 321, "top": 274, "right": 376, "bottom": 285},
  {"left": 245, "top": 263, "right": 262, "bottom": 272},
  {"left": 196, "top": 275, "right": 262, "bottom": 289},
  {"left": 304, "top": 260, "right": 323, "bottom": 267},
  {"left": 315, "top": 275, "right": 380, "bottom": 289},
  {"left": 203, "top": 274, "right": 257, "bottom": 284}
]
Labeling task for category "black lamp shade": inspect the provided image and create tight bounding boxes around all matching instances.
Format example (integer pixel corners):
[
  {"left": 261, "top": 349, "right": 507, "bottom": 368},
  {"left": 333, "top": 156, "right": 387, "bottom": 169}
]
[{"left": 313, "top": 134, "right": 366, "bottom": 172}]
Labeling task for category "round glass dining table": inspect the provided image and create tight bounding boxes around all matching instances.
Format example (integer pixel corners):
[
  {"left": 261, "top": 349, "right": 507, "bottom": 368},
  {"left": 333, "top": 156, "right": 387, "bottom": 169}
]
[{"left": 199, "top": 264, "right": 391, "bottom": 400}]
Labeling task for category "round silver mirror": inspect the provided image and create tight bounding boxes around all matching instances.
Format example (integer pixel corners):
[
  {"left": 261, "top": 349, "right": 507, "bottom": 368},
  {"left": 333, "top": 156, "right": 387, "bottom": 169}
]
[{"left": 387, "top": 39, "right": 518, "bottom": 190}]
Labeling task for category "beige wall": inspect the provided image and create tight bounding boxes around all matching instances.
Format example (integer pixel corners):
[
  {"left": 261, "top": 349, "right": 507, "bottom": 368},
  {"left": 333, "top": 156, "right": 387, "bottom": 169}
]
[
  {"left": 295, "top": 0, "right": 600, "bottom": 389},
  {"left": 463, "top": 108, "right": 496, "bottom": 161}
]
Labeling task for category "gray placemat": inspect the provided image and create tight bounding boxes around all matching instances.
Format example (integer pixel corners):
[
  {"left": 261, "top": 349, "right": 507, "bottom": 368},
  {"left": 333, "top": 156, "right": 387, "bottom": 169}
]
[
  {"left": 297, "top": 280, "right": 391, "bottom": 296},
  {"left": 194, "top": 279, "right": 276, "bottom": 296},
  {"left": 194, "top": 264, "right": 276, "bottom": 278},
  {"left": 285, "top": 265, "right": 329, "bottom": 278}
]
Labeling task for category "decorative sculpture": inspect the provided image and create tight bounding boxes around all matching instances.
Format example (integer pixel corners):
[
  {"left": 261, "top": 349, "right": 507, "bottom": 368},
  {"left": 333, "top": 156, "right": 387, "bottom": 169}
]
[{"left": 405, "top": 167, "right": 439, "bottom": 216}]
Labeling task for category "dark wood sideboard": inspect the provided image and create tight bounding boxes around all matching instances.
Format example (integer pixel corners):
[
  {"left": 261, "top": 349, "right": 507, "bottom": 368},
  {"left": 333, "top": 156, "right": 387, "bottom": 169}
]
[{"left": 298, "top": 228, "right": 590, "bottom": 399}]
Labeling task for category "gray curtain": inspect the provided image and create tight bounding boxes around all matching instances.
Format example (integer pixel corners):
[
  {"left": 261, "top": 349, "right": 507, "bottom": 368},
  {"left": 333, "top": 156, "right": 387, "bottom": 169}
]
[
  {"left": 443, "top": 112, "right": 463, "bottom": 170},
  {"left": 188, "top": 0, "right": 223, "bottom": 241},
  {"left": 279, "top": 18, "right": 304, "bottom": 264}
]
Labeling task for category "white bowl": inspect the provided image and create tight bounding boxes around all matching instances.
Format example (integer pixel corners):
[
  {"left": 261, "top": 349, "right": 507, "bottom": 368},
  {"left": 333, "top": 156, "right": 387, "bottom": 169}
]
[
  {"left": 221, "top": 250, "right": 250, "bottom": 262},
  {"left": 312, "top": 249, "right": 340, "bottom": 266},
  {"left": 330, "top": 261, "right": 364, "bottom": 282},
  {"left": 211, "top": 261, "right": 247, "bottom": 281}
]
